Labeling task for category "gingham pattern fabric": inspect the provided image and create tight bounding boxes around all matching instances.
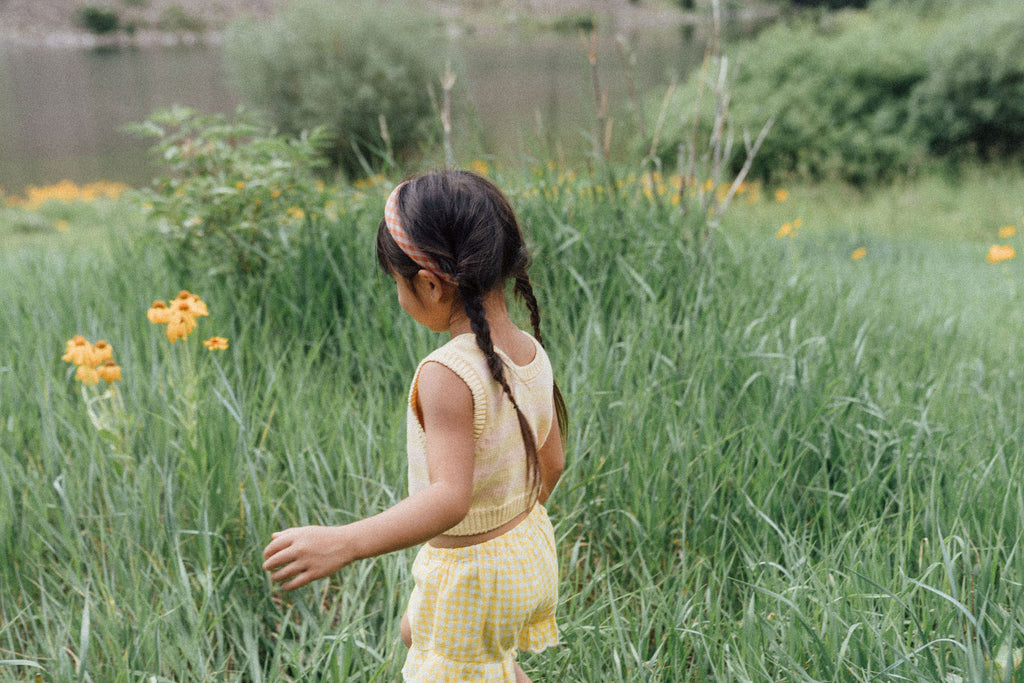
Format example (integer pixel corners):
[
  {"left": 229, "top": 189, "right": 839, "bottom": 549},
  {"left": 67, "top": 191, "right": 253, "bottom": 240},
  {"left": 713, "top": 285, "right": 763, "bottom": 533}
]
[
  {"left": 384, "top": 181, "right": 453, "bottom": 282},
  {"left": 402, "top": 504, "right": 559, "bottom": 682}
]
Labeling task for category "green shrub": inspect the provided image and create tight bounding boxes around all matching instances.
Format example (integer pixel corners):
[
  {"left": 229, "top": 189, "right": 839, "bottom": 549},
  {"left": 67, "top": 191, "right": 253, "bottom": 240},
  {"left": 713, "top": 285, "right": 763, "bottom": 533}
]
[
  {"left": 648, "top": 3, "right": 1024, "bottom": 185},
  {"left": 223, "top": 0, "right": 444, "bottom": 178},
  {"left": 75, "top": 5, "right": 121, "bottom": 35},
  {"left": 649, "top": 11, "right": 930, "bottom": 185},
  {"left": 128, "top": 107, "right": 331, "bottom": 282},
  {"left": 908, "top": 4, "right": 1024, "bottom": 161}
]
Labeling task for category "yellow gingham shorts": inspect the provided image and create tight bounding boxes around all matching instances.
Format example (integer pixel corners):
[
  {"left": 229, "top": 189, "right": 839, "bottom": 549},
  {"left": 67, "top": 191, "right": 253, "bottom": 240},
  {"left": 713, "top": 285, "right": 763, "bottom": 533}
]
[{"left": 401, "top": 504, "right": 559, "bottom": 682}]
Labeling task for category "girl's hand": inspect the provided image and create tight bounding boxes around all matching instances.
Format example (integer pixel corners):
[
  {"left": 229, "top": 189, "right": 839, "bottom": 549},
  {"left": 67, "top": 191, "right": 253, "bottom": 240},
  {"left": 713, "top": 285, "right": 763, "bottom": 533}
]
[{"left": 262, "top": 525, "right": 356, "bottom": 591}]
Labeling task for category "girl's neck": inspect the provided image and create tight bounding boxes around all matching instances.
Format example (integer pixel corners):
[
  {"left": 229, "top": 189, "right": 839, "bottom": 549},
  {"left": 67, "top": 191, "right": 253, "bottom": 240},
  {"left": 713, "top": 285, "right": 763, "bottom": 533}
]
[
  {"left": 447, "top": 289, "right": 535, "bottom": 365},
  {"left": 447, "top": 288, "right": 509, "bottom": 337}
]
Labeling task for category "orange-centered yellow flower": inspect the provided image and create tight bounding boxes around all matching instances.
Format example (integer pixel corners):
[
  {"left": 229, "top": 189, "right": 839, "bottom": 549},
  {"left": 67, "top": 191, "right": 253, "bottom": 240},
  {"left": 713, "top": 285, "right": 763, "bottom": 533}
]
[
  {"left": 174, "top": 290, "right": 209, "bottom": 317},
  {"left": 166, "top": 310, "right": 197, "bottom": 343},
  {"left": 149, "top": 290, "right": 211, "bottom": 342},
  {"left": 999, "top": 225, "right": 1016, "bottom": 239},
  {"left": 90, "top": 340, "right": 114, "bottom": 366},
  {"left": 851, "top": 247, "right": 867, "bottom": 261},
  {"left": 62, "top": 335, "right": 94, "bottom": 366},
  {"left": 75, "top": 364, "right": 100, "bottom": 386},
  {"left": 986, "top": 244, "right": 1016, "bottom": 264},
  {"left": 147, "top": 301, "right": 173, "bottom": 324},
  {"left": 203, "top": 336, "right": 229, "bottom": 350},
  {"left": 96, "top": 360, "right": 122, "bottom": 382}
]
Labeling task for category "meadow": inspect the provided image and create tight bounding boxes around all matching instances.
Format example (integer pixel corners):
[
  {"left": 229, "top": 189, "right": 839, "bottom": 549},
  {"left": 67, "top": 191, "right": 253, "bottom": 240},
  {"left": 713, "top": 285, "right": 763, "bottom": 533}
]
[{"left": 3, "top": 161, "right": 1024, "bottom": 682}]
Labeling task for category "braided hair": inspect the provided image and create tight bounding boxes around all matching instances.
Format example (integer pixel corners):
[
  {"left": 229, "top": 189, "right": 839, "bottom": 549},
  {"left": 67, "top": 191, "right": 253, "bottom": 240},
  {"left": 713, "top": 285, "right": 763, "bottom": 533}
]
[{"left": 376, "top": 170, "right": 568, "bottom": 495}]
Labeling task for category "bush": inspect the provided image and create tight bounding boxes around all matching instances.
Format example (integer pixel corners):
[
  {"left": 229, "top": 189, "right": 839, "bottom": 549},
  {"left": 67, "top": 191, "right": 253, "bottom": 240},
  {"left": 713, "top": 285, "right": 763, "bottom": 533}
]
[
  {"left": 223, "top": 0, "right": 444, "bottom": 178},
  {"left": 76, "top": 5, "right": 121, "bottom": 35},
  {"left": 650, "top": 12, "right": 929, "bottom": 185},
  {"left": 128, "top": 107, "right": 331, "bottom": 282},
  {"left": 908, "top": 5, "right": 1024, "bottom": 161},
  {"left": 647, "top": 2, "right": 1024, "bottom": 185}
]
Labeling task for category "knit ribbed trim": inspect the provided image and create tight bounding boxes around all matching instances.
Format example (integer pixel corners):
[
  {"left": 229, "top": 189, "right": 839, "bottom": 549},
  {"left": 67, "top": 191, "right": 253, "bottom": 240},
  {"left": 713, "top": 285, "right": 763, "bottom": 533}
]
[
  {"left": 409, "top": 337, "right": 489, "bottom": 442},
  {"left": 424, "top": 346, "right": 489, "bottom": 441},
  {"left": 443, "top": 490, "right": 533, "bottom": 536},
  {"left": 450, "top": 333, "right": 546, "bottom": 382}
]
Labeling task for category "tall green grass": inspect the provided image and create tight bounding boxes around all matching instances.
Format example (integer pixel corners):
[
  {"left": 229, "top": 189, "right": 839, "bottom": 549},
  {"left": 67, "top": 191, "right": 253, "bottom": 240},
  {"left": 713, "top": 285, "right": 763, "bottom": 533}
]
[{"left": 3, "top": 166, "right": 1024, "bottom": 680}]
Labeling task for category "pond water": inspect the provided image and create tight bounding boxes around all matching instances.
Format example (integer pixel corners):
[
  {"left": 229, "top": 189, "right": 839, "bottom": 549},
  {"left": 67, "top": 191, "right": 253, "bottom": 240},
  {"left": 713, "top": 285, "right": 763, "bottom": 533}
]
[{"left": 0, "top": 25, "right": 707, "bottom": 191}]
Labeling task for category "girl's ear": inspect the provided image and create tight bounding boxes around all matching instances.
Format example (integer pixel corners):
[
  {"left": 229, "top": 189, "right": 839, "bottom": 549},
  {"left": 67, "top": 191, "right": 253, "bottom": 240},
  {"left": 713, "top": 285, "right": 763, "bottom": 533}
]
[{"left": 413, "top": 269, "right": 446, "bottom": 303}]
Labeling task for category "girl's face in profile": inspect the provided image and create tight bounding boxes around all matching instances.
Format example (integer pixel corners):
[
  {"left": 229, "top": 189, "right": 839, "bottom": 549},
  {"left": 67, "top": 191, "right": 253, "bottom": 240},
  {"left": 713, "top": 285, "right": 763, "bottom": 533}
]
[{"left": 393, "top": 271, "right": 451, "bottom": 333}]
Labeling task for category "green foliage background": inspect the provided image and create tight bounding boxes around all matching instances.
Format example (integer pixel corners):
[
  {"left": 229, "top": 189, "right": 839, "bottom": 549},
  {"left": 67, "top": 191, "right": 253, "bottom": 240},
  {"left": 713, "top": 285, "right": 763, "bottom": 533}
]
[
  {"left": 4, "top": 161, "right": 1024, "bottom": 679},
  {"left": 223, "top": 0, "right": 444, "bottom": 178},
  {"left": 5, "top": 1, "right": 1024, "bottom": 680},
  {"left": 650, "top": 0, "right": 1024, "bottom": 185}
]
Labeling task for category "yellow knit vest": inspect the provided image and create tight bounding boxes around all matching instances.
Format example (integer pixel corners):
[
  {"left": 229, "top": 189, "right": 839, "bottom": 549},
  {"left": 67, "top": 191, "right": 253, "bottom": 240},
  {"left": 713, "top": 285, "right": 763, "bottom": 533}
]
[{"left": 406, "top": 333, "right": 554, "bottom": 535}]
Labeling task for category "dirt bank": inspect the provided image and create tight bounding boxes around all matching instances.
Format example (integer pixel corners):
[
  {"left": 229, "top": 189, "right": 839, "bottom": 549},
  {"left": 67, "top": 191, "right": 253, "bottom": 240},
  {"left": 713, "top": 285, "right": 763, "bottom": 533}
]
[{"left": 0, "top": 0, "right": 690, "bottom": 48}]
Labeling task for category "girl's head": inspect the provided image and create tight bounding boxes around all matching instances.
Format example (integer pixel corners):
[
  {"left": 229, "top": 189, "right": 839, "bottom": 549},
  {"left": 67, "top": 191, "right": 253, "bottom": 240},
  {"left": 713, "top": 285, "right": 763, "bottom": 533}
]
[
  {"left": 376, "top": 170, "right": 528, "bottom": 296},
  {"left": 378, "top": 170, "right": 565, "bottom": 494}
]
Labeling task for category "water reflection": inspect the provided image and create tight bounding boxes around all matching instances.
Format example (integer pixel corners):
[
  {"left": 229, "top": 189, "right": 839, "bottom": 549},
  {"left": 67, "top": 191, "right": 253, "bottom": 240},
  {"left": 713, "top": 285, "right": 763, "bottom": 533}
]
[
  {"left": 0, "top": 45, "right": 239, "bottom": 190},
  {"left": 0, "top": 26, "right": 704, "bottom": 191}
]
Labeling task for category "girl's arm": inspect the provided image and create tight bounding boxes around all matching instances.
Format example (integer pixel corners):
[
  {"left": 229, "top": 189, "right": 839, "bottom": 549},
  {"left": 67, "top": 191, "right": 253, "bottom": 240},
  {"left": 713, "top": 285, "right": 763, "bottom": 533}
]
[
  {"left": 537, "top": 397, "right": 565, "bottom": 504},
  {"left": 262, "top": 361, "right": 474, "bottom": 591}
]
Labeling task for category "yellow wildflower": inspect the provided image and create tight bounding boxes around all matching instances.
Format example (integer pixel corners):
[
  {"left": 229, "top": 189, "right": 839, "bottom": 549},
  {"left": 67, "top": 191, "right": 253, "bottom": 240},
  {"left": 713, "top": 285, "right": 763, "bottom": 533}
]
[
  {"left": 90, "top": 340, "right": 114, "bottom": 366},
  {"left": 236, "top": 181, "right": 246, "bottom": 190},
  {"left": 999, "top": 225, "right": 1016, "bottom": 239},
  {"left": 55, "top": 220, "right": 70, "bottom": 232},
  {"left": 851, "top": 247, "right": 867, "bottom": 261},
  {"left": 75, "top": 364, "right": 101, "bottom": 386},
  {"left": 147, "top": 301, "right": 173, "bottom": 324},
  {"left": 62, "top": 335, "right": 94, "bottom": 366},
  {"left": 793, "top": 218, "right": 803, "bottom": 228},
  {"left": 166, "top": 310, "right": 197, "bottom": 343},
  {"left": 986, "top": 244, "right": 1016, "bottom": 264},
  {"left": 203, "top": 336, "right": 229, "bottom": 350},
  {"left": 96, "top": 360, "right": 122, "bottom": 382},
  {"left": 470, "top": 159, "right": 491, "bottom": 177},
  {"left": 775, "top": 222, "right": 795, "bottom": 239},
  {"left": 774, "top": 188, "right": 789, "bottom": 203},
  {"left": 286, "top": 206, "right": 305, "bottom": 220},
  {"left": 173, "top": 290, "right": 209, "bottom": 317}
]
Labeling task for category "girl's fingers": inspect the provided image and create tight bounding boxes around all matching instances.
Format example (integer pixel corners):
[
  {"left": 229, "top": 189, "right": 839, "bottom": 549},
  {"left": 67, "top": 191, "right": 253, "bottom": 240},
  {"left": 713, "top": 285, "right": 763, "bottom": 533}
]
[
  {"left": 262, "top": 531, "right": 293, "bottom": 559},
  {"left": 282, "top": 574, "right": 310, "bottom": 591},
  {"left": 270, "top": 565, "right": 299, "bottom": 582},
  {"left": 263, "top": 549, "right": 294, "bottom": 571}
]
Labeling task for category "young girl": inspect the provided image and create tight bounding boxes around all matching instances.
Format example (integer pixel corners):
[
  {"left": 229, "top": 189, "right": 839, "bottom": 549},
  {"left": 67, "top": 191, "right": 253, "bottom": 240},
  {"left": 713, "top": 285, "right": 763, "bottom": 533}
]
[{"left": 262, "top": 170, "right": 568, "bottom": 682}]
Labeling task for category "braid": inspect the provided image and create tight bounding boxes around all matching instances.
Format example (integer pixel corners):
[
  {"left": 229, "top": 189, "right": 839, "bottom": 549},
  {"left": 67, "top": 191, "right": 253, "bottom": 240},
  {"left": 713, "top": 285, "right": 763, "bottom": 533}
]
[
  {"left": 514, "top": 272, "right": 543, "bottom": 344},
  {"left": 514, "top": 270, "right": 569, "bottom": 446},
  {"left": 462, "top": 287, "right": 542, "bottom": 495},
  {"left": 377, "top": 170, "right": 569, "bottom": 495}
]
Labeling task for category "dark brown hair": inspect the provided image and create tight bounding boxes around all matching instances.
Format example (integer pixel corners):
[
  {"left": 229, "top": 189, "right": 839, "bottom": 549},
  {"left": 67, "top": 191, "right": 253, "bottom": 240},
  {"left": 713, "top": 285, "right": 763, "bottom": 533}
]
[{"left": 376, "top": 170, "right": 568, "bottom": 494}]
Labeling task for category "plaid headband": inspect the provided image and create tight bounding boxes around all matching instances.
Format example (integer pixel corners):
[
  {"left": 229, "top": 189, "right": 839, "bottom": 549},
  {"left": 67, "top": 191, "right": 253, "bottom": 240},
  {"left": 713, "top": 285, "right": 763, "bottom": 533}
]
[{"left": 384, "top": 181, "right": 454, "bottom": 282}]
